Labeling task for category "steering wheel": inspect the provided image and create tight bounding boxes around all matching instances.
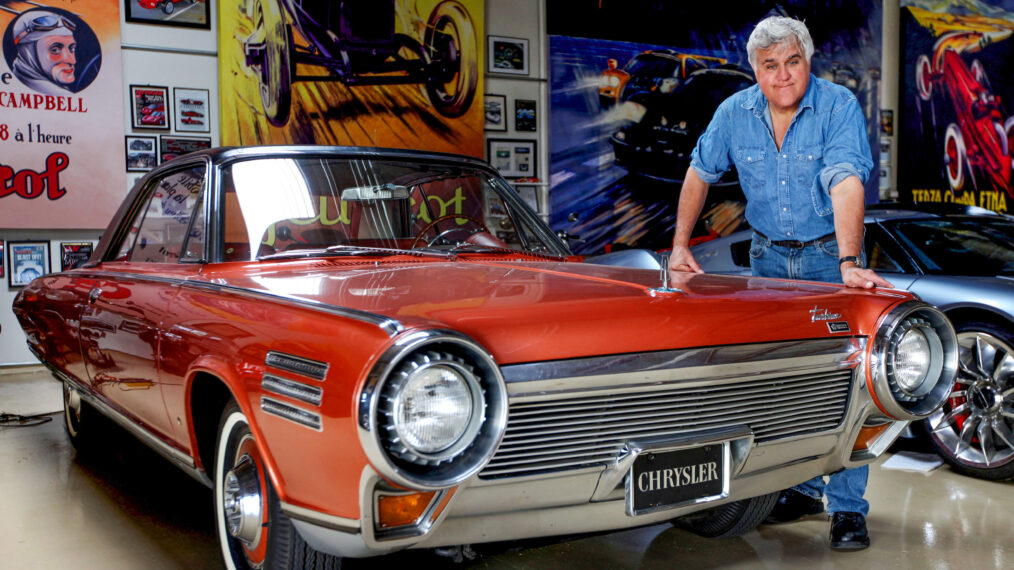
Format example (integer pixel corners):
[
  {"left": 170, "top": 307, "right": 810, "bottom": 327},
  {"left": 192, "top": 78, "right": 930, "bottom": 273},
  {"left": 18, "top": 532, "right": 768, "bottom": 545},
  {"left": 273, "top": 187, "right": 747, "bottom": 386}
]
[{"left": 410, "top": 214, "right": 490, "bottom": 248}]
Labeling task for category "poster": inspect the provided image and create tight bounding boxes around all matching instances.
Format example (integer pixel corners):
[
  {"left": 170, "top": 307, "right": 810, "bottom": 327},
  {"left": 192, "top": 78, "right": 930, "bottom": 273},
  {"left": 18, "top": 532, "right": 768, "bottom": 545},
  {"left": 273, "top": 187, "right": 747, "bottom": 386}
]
[
  {"left": 8, "top": 241, "right": 50, "bottom": 287},
  {"left": 60, "top": 241, "right": 93, "bottom": 270},
  {"left": 898, "top": 1, "right": 1014, "bottom": 213},
  {"left": 217, "top": 0, "right": 484, "bottom": 158},
  {"left": 0, "top": 1, "right": 125, "bottom": 229}
]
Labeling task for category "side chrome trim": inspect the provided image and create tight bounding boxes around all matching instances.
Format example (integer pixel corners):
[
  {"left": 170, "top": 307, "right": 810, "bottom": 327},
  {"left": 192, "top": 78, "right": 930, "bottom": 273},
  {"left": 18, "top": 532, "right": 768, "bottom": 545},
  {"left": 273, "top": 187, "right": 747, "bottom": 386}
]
[
  {"left": 265, "top": 351, "right": 329, "bottom": 380},
  {"left": 280, "top": 501, "right": 360, "bottom": 532},
  {"left": 262, "top": 374, "right": 323, "bottom": 406},
  {"left": 261, "top": 397, "right": 323, "bottom": 431}
]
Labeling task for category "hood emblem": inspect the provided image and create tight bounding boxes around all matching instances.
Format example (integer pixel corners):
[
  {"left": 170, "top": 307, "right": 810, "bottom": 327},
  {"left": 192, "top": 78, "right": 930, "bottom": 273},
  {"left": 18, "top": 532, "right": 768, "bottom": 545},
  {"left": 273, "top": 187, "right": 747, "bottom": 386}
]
[{"left": 809, "top": 305, "right": 842, "bottom": 322}]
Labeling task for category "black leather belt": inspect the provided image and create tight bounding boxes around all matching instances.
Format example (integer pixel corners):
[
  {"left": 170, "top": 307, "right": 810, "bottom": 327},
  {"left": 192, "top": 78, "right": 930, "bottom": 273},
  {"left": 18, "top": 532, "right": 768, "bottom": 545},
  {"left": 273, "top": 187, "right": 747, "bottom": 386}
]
[{"left": 754, "top": 230, "right": 836, "bottom": 249}]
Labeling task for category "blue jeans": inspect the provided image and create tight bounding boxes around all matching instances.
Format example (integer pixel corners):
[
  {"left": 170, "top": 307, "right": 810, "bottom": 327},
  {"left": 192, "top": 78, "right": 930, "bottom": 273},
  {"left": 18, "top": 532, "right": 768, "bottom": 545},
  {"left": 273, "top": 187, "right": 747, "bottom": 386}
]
[{"left": 749, "top": 232, "right": 870, "bottom": 516}]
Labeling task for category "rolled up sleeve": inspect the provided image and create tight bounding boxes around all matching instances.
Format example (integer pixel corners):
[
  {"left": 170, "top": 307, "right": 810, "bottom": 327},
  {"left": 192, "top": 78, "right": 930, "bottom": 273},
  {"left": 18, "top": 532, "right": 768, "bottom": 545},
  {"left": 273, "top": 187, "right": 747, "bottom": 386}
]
[
  {"left": 689, "top": 100, "right": 734, "bottom": 184},
  {"left": 817, "top": 93, "right": 873, "bottom": 192}
]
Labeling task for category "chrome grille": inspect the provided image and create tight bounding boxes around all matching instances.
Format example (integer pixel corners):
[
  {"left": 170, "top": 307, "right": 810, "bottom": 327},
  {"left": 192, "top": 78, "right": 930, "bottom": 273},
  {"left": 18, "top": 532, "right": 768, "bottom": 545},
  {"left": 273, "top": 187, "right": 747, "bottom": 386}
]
[{"left": 479, "top": 368, "right": 854, "bottom": 479}]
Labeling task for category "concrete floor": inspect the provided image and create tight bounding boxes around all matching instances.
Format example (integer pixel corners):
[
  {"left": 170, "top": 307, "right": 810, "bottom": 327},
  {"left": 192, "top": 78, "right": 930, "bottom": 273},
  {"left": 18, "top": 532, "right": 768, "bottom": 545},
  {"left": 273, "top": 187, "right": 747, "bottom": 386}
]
[{"left": 2, "top": 367, "right": 1012, "bottom": 569}]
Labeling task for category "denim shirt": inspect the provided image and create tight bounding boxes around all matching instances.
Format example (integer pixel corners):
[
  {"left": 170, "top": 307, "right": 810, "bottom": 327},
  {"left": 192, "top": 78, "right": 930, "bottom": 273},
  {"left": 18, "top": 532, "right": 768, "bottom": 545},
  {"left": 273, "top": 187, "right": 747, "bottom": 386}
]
[{"left": 689, "top": 75, "right": 872, "bottom": 242}]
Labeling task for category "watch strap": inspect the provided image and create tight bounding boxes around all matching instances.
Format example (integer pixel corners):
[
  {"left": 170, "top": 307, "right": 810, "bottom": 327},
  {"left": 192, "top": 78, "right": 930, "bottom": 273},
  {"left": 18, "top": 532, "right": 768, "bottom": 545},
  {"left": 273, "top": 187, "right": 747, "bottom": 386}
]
[{"left": 839, "top": 255, "right": 863, "bottom": 268}]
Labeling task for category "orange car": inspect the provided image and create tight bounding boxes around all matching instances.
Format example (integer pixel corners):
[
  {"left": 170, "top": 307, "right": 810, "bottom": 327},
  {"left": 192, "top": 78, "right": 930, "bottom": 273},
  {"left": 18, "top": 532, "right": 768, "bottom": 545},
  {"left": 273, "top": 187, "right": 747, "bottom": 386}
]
[
  {"left": 599, "top": 50, "right": 728, "bottom": 107},
  {"left": 14, "top": 146, "right": 957, "bottom": 568}
]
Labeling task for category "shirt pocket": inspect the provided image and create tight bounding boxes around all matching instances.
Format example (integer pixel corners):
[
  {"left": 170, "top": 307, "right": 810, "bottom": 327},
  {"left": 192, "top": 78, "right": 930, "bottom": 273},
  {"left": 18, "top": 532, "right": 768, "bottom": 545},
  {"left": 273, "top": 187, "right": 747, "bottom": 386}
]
[
  {"left": 795, "top": 146, "right": 831, "bottom": 217},
  {"left": 734, "top": 147, "right": 766, "bottom": 191}
]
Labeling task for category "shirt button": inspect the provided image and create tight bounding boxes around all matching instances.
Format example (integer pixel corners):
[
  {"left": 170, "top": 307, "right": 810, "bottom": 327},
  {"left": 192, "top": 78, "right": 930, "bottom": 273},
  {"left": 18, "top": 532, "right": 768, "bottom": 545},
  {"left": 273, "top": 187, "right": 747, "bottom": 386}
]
[
  {"left": 782, "top": 180, "right": 786, "bottom": 185},
  {"left": 783, "top": 207, "right": 788, "bottom": 211},
  {"left": 782, "top": 154, "right": 787, "bottom": 158},
  {"left": 787, "top": 232, "right": 792, "bottom": 236},
  {"left": 808, "top": 155, "right": 813, "bottom": 159}
]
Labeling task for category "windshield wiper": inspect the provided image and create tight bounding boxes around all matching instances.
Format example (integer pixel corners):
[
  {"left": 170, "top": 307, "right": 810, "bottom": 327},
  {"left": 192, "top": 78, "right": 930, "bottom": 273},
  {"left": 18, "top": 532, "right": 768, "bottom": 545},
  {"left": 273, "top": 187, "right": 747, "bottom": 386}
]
[
  {"left": 326, "top": 244, "right": 456, "bottom": 260},
  {"left": 447, "top": 243, "right": 566, "bottom": 260}
]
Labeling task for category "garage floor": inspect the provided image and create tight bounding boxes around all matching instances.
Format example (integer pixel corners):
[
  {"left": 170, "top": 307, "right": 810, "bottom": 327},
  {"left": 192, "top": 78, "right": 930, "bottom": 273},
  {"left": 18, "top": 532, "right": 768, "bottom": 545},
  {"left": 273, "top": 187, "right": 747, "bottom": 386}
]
[{"left": 2, "top": 367, "right": 1012, "bottom": 569}]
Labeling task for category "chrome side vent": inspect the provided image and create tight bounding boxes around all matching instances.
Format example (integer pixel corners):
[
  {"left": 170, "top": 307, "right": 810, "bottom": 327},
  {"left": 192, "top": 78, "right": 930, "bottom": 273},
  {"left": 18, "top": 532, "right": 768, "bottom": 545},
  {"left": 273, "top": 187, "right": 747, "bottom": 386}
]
[
  {"left": 261, "top": 397, "right": 322, "bottom": 431},
  {"left": 262, "top": 374, "right": 323, "bottom": 406},
  {"left": 265, "top": 351, "right": 329, "bottom": 380}
]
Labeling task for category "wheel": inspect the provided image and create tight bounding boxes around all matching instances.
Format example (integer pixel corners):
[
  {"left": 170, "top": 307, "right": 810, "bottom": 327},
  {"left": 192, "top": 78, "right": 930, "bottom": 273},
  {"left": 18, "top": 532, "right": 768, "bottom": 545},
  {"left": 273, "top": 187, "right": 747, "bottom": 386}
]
[
  {"left": 410, "top": 213, "right": 489, "bottom": 248},
  {"left": 162, "top": 1, "right": 174, "bottom": 15},
  {"left": 214, "top": 402, "right": 342, "bottom": 569},
  {"left": 252, "top": 0, "right": 293, "bottom": 127},
  {"left": 63, "top": 383, "right": 97, "bottom": 449},
  {"left": 672, "top": 492, "right": 779, "bottom": 538},
  {"left": 944, "top": 123, "right": 966, "bottom": 191},
  {"left": 923, "top": 322, "right": 1014, "bottom": 481},
  {"left": 916, "top": 54, "right": 933, "bottom": 101},
  {"left": 424, "top": 0, "right": 478, "bottom": 118}
]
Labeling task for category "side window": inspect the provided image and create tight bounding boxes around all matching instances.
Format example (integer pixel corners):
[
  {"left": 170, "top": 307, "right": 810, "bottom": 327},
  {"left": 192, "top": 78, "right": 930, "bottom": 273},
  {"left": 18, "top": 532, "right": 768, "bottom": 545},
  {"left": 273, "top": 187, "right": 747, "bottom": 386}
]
[
  {"left": 112, "top": 164, "right": 207, "bottom": 263},
  {"left": 865, "top": 225, "right": 907, "bottom": 273}
]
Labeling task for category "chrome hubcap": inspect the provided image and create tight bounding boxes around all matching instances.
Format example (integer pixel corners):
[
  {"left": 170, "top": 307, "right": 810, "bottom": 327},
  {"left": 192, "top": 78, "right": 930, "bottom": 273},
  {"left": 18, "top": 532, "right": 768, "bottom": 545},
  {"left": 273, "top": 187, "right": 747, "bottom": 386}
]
[{"left": 223, "top": 456, "right": 263, "bottom": 546}]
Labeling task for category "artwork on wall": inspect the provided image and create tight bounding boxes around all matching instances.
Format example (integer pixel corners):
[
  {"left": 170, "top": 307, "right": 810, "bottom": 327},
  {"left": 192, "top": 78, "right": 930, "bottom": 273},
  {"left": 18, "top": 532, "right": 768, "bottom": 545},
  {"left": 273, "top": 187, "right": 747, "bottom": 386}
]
[
  {"left": 126, "top": 136, "right": 158, "bottom": 171},
  {"left": 124, "top": 0, "right": 211, "bottom": 29},
  {"left": 173, "top": 87, "right": 211, "bottom": 132},
  {"left": 485, "top": 94, "right": 507, "bottom": 131},
  {"left": 487, "top": 138, "right": 536, "bottom": 178},
  {"left": 160, "top": 135, "right": 212, "bottom": 163},
  {"left": 0, "top": 240, "right": 4, "bottom": 280},
  {"left": 130, "top": 85, "right": 170, "bottom": 129},
  {"left": 514, "top": 99, "right": 537, "bottom": 131},
  {"left": 60, "top": 242, "right": 94, "bottom": 271},
  {"left": 488, "top": 35, "right": 529, "bottom": 75},
  {"left": 8, "top": 241, "right": 50, "bottom": 288}
]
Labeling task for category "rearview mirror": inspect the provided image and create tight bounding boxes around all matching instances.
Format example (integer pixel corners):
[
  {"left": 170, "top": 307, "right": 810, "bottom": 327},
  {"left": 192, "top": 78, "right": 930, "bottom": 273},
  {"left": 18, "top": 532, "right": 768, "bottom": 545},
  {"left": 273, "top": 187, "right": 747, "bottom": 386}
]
[{"left": 340, "top": 184, "right": 410, "bottom": 201}]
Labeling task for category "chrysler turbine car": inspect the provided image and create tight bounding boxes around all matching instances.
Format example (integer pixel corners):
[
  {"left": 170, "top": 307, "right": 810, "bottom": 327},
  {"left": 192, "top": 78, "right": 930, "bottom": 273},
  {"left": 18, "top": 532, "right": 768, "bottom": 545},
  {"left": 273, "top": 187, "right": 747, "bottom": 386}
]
[
  {"left": 15, "top": 146, "right": 957, "bottom": 568},
  {"left": 690, "top": 203, "right": 1014, "bottom": 481}
]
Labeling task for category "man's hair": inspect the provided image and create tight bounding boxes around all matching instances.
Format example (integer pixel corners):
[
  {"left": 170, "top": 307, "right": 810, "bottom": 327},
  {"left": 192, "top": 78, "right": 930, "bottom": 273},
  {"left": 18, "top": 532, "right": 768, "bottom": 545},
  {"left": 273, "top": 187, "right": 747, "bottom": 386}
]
[{"left": 747, "top": 16, "right": 814, "bottom": 68}]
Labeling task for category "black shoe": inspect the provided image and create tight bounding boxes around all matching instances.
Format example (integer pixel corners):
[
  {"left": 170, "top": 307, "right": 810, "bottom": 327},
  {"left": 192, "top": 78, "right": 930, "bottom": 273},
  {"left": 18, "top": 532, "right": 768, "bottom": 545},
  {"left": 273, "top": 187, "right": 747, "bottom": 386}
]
[
  {"left": 763, "top": 489, "right": 825, "bottom": 524},
  {"left": 829, "top": 512, "right": 870, "bottom": 550}
]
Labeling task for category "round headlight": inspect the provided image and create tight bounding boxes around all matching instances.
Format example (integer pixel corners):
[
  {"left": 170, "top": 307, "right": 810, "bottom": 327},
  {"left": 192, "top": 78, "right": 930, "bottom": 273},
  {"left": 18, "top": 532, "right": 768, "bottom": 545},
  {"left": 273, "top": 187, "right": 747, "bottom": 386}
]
[
  {"left": 395, "top": 364, "right": 474, "bottom": 453},
  {"left": 894, "top": 328, "right": 931, "bottom": 393}
]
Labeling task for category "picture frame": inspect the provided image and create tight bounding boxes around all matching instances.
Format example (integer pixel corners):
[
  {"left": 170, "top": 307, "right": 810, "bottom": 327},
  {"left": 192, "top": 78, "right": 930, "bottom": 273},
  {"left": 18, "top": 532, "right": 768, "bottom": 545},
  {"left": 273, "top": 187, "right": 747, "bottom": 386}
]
[
  {"left": 488, "top": 35, "right": 530, "bottom": 75},
  {"left": 487, "top": 138, "right": 537, "bottom": 179},
  {"left": 484, "top": 94, "right": 508, "bottom": 131},
  {"left": 130, "top": 85, "right": 170, "bottom": 130},
  {"left": 0, "top": 239, "right": 4, "bottom": 280},
  {"left": 159, "top": 135, "right": 212, "bottom": 163},
  {"left": 124, "top": 0, "right": 211, "bottom": 30},
  {"left": 173, "top": 87, "right": 211, "bottom": 132},
  {"left": 60, "top": 242, "right": 95, "bottom": 271},
  {"left": 8, "top": 241, "right": 50, "bottom": 287},
  {"left": 125, "top": 135, "right": 158, "bottom": 171},
  {"left": 514, "top": 99, "right": 537, "bottom": 132}
]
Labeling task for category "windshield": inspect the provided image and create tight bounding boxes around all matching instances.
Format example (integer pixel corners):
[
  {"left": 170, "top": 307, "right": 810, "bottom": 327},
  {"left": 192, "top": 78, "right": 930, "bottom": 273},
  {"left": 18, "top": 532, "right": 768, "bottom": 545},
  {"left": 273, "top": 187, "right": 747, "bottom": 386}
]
[
  {"left": 220, "top": 156, "right": 567, "bottom": 261},
  {"left": 887, "top": 217, "right": 1014, "bottom": 276}
]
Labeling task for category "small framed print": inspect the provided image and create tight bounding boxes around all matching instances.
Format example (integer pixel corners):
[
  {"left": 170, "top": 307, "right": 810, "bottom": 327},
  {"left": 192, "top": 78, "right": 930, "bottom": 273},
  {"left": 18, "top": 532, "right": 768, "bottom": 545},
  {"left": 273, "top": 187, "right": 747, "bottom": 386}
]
[
  {"left": 130, "top": 85, "right": 169, "bottom": 129},
  {"left": 126, "top": 136, "right": 158, "bottom": 171},
  {"left": 60, "top": 242, "right": 95, "bottom": 271},
  {"left": 8, "top": 241, "right": 50, "bottom": 287},
  {"left": 0, "top": 239, "right": 4, "bottom": 280},
  {"left": 484, "top": 93, "right": 507, "bottom": 131},
  {"left": 173, "top": 87, "right": 211, "bottom": 132},
  {"left": 487, "top": 138, "right": 537, "bottom": 179},
  {"left": 160, "top": 135, "right": 212, "bottom": 163},
  {"left": 514, "top": 99, "right": 536, "bottom": 132},
  {"left": 488, "top": 35, "right": 529, "bottom": 75},
  {"left": 124, "top": 0, "right": 211, "bottom": 29}
]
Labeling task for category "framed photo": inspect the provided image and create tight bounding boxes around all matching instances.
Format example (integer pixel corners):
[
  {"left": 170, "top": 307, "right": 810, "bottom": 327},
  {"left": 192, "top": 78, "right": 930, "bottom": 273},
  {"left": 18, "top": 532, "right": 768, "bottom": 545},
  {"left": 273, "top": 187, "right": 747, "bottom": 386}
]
[
  {"left": 514, "top": 99, "right": 537, "bottom": 132},
  {"left": 125, "top": 136, "right": 158, "bottom": 171},
  {"left": 484, "top": 94, "right": 507, "bottom": 131},
  {"left": 487, "top": 138, "right": 537, "bottom": 179},
  {"left": 173, "top": 87, "right": 211, "bottom": 132},
  {"left": 488, "top": 35, "right": 529, "bottom": 75},
  {"left": 160, "top": 135, "right": 212, "bottom": 163},
  {"left": 8, "top": 241, "right": 50, "bottom": 287},
  {"left": 124, "top": 0, "right": 211, "bottom": 29},
  {"left": 60, "top": 242, "right": 95, "bottom": 271},
  {"left": 130, "top": 85, "right": 169, "bottom": 130},
  {"left": 0, "top": 239, "right": 4, "bottom": 280}
]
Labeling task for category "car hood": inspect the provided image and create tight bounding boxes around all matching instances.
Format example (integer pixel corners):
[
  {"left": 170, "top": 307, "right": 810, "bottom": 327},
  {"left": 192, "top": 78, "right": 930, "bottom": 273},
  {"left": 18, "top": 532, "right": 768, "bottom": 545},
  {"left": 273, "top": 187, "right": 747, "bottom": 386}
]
[{"left": 215, "top": 258, "right": 911, "bottom": 364}]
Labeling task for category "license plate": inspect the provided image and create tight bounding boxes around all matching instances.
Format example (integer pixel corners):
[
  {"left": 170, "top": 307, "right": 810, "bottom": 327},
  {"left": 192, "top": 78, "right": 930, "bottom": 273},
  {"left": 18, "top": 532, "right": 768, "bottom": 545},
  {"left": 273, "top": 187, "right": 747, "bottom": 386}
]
[{"left": 627, "top": 443, "right": 728, "bottom": 516}]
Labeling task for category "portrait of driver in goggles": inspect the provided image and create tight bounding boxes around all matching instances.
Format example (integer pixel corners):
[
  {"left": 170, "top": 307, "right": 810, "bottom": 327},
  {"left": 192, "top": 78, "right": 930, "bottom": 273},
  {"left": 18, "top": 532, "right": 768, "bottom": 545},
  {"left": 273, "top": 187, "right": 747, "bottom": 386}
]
[{"left": 11, "top": 11, "right": 78, "bottom": 95}]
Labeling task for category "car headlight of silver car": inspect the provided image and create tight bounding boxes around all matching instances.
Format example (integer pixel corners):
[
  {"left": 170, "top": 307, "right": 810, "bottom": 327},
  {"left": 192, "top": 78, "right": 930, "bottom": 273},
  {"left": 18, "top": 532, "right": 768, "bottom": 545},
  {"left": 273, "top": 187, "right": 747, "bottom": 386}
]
[
  {"left": 870, "top": 301, "right": 958, "bottom": 420},
  {"left": 358, "top": 330, "right": 507, "bottom": 490}
]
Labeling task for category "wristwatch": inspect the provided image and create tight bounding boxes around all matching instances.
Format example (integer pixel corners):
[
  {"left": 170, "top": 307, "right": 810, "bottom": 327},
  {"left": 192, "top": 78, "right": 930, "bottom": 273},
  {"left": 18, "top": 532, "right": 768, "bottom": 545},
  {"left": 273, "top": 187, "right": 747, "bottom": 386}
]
[{"left": 839, "top": 256, "right": 864, "bottom": 268}]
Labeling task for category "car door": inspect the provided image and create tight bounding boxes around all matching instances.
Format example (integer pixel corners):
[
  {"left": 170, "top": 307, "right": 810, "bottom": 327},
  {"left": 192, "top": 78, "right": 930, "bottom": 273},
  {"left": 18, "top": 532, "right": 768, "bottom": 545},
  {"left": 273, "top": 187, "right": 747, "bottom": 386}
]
[{"left": 79, "top": 163, "right": 207, "bottom": 440}]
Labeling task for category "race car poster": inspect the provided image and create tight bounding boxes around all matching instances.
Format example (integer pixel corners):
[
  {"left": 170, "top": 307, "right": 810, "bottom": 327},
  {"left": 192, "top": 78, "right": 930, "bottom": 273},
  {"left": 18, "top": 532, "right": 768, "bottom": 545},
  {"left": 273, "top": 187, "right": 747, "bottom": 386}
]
[
  {"left": 0, "top": 0, "right": 126, "bottom": 229},
  {"left": 547, "top": 1, "right": 883, "bottom": 254},
  {"left": 217, "top": 0, "right": 484, "bottom": 158},
  {"left": 898, "top": 1, "right": 1014, "bottom": 213}
]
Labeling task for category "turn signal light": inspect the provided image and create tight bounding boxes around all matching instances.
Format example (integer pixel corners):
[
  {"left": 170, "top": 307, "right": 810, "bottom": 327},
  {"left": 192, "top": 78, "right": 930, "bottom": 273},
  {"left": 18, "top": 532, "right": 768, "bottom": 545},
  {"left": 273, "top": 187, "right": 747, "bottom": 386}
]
[
  {"left": 376, "top": 491, "right": 436, "bottom": 528},
  {"left": 852, "top": 423, "right": 893, "bottom": 452}
]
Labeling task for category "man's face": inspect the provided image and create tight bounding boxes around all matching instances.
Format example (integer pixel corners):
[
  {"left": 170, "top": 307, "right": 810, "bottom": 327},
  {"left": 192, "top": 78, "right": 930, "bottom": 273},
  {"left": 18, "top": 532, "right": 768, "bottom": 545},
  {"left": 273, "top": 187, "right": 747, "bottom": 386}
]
[
  {"left": 37, "top": 32, "right": 76, "bottom": 85},
  {"left": 752, "top": 40, "right": 810, "bottom": 114}
]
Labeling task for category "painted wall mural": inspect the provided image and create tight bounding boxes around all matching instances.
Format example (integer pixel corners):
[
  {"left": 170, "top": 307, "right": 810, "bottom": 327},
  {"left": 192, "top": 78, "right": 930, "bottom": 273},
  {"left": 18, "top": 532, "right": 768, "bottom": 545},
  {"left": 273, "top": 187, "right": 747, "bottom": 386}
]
[
  {"left": 217, "top": 0, "right": 484, "bottom": 158},
  {"left": 899, "top": 0, "right": 1014, "bottom": 213},
  {"left": 548, "top": 1, "right": 883, "bottom": 254}
]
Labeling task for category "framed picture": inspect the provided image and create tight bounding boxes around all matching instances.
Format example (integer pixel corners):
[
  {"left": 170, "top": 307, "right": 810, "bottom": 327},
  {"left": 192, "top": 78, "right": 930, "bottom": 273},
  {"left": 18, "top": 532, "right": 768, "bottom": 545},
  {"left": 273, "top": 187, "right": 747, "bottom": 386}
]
[
  {"left": 130, "top": 85, "right": 169, "bottom": 129},
  {"left": 160, "top": 135, "right": 212, "bottom": 163},
  {"left": 514, "top": 99, "right": 537, "bottom": 132},
  {"left": 124, "top": 0, "right": 211, "bottom": 29},
  {"left": 8, "top": 241, "right": 50, "bottom": 287},
  {"left": 488, "top": 35, "right": 529, "bottom": 75},
  {"left": 487, "top": 138, "right": 537, "bottom": 179},
  {"left": 0, "top": 239, "right": 4, "bottom": 280},
  {"left": 484, "top": 94, "right": 507, "bottom": 131},
  {"left": 125, "top": 136, "right": 158, "bottom": 171},
  {"left": 173, "top": 87, "right": 211, "bottom": 132},
  {"left": 60, "top": 242, "right": 95, "bottom": 271}
]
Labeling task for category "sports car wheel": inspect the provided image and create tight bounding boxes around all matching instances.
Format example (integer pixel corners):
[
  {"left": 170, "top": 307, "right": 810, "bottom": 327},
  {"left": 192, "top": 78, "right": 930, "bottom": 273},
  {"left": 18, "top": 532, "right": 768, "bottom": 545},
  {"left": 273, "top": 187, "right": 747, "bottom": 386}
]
[
  {"left": 916, "top": 54, "right": 933, "bottom": 101},
  {"left": 162, "top": 1, "right": 174, "bottom": 15},
  {"left": 253, "top": 0, "right": 293, "bottom": 127},
  {"left": 924, "top": 322, "right": 1014, "bottom": 481},
  {"left": 672, "top": 492, "right": 779, "bottom": 538},
  {"left": 944, "top": 123, "right": 966, "bottom": 191},
  {"left": 214, "top": 402, "right": 342, "bottom": 569},
  {"left": 424, "top": 0, "right": 477, "bottom": 118}
]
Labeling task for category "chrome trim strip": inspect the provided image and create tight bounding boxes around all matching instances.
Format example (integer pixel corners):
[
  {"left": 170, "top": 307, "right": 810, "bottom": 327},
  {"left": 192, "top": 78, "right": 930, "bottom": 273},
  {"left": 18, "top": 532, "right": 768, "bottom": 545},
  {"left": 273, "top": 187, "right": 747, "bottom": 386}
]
[
  {"left": 265, "top": 351, "right": 329, "bottom": 380},
  {"left": 280, "top": 501, "right": 360, "bottom": 532},
  {"left": 261, "top": 374, "right": 323, "bottom": 406},
  {"left": 261, "top": 397, "right": 323, "bottom": 431}
]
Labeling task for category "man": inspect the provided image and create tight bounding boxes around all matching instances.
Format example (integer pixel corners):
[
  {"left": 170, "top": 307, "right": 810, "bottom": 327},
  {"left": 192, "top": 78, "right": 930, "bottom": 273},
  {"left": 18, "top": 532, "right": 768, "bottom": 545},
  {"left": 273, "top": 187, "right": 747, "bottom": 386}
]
[
  {"left": 11, "top": 10, "right": 78, "bottom": 96},
  {"left": 668, "top": 16, "right": 892, "bottom": 550}
]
